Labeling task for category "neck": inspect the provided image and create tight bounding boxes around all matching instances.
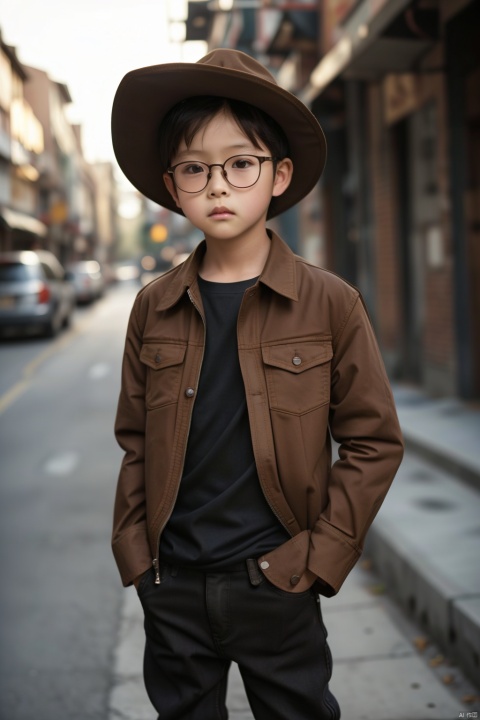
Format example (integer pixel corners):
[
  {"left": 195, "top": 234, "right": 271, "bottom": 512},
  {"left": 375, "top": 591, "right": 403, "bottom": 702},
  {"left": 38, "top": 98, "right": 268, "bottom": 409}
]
[{"left": 199, "top": 230, "right": 271, "bottom": 283}]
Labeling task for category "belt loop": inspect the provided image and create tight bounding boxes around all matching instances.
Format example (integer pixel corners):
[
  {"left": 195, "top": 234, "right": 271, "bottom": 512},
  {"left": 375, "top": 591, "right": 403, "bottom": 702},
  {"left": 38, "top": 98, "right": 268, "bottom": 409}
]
[{"left": 246, "top": 558, "right": 263, "bottom": 586}]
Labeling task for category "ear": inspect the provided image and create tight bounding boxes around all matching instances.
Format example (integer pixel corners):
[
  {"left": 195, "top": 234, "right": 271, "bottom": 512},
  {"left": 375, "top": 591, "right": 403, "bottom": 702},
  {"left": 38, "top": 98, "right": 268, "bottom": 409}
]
[
  {"left": 163, "top": 172, "right": 182, "bottom": 208},
  {"left": 272, "top": 158, "right": 293, "bottom": 198}
]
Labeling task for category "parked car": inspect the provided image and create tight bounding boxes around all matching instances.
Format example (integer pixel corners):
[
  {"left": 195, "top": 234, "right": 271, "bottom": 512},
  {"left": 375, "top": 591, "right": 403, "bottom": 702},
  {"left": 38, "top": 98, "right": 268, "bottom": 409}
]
[
  {"left": 0, "top": 250, "right": 75, "bottom": 338},
  {"left": 112, "top": 260, "right": 140, "bottom": 283},
  {"left": 66, "top": 260, "right": 105, "bottom": 304}
]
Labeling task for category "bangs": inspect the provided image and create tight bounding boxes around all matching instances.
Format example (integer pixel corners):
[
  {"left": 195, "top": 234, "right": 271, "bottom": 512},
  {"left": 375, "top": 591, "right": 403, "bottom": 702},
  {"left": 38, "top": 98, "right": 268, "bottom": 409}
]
[{"left": 159, "top": 96, "right": 289, "bottom": 169}]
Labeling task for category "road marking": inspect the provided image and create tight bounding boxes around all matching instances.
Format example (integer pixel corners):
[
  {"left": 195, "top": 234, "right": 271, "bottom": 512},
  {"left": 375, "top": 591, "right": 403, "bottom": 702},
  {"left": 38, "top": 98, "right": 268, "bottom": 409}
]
[
  {"left": 0, "top": 340, "right": 66, "bottom": 415},
  {"left": 0, "top": 379, "right": 30, "bottom": 415},
  {"left": 0, "top": 314, "right": 93, "bottom": 416},
  {"left": 43, "top": 451, "right": 79, "bottom": 476}
]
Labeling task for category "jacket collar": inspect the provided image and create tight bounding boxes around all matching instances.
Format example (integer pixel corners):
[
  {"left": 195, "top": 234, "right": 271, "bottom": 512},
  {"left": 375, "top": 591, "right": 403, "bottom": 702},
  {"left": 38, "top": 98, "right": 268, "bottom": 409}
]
[
  {"left": 260, "top": 230, "right": 298, "bottom": 301},
  {"left": 155, "top": 230, "right": 298, "bottom": 311}
]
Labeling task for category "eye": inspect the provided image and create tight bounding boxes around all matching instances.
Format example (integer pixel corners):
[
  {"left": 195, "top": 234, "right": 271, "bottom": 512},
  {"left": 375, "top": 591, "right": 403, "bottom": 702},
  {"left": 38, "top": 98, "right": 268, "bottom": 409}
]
[
  {"left": 181, "top": 163, "right": 206, "bottom": 176},
  {"left": 231, "top": 157, "right": 254, "bottom": 170}
]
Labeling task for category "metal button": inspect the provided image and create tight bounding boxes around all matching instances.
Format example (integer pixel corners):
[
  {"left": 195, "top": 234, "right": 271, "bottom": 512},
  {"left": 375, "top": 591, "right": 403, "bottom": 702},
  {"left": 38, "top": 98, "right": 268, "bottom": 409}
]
[
  {"left": 260, "top": 561, "right": 270, "bottom": 570},
  {"left": 290, "top": 574, "right": 301, "bottom": 586},
  {"left": 292, "top": 356, "right": 302, "bottom": 366},
  {"left": 185, "top": 387, "right": 195, "bottom": 398},
  {"left": 155, "top": 353, "right": 161, "bottom": 363}
]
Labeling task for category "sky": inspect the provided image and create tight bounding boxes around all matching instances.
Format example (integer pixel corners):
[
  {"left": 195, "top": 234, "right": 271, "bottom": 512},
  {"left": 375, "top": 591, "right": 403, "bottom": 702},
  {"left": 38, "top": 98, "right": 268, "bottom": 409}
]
[{"left": 0, "top": 0, "right": 206, "bottom": 169}]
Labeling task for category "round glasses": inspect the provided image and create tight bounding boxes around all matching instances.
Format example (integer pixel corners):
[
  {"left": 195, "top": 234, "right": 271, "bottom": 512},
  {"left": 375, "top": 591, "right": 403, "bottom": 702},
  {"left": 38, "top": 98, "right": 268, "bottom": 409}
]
[{"left": 167, "top": 155, "right": 276, "bottom": 193}]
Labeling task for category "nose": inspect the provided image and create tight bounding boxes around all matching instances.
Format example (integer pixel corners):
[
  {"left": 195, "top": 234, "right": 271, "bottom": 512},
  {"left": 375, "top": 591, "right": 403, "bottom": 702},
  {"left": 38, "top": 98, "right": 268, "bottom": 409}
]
[{"left": 207, "top": 165, "right": 229, "bottom": 196}]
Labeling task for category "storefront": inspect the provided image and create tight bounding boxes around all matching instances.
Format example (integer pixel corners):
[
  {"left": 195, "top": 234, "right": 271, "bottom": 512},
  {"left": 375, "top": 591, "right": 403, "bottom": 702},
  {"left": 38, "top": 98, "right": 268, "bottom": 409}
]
[
  {"left": 0, "top": 206, "right": 48, "bottom": 251},
  {"left": 303, "top": 0, "right": 479, "bottom": 399},
  {"left": 445, "top": 0, "right": 480, "bottom": 398}
]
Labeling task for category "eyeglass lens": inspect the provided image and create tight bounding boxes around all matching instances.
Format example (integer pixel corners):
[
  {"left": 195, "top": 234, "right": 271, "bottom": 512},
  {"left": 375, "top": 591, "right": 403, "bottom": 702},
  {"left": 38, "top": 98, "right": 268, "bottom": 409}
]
[{"left": 173, "top": 155, "right": 264, "bottom": 192}]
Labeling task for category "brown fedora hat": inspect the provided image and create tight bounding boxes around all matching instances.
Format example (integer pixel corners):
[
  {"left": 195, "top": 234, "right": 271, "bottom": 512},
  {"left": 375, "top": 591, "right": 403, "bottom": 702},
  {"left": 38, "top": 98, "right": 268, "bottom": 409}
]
[{"left": 111, "top": 48, "right": 326, "bottom": 219}]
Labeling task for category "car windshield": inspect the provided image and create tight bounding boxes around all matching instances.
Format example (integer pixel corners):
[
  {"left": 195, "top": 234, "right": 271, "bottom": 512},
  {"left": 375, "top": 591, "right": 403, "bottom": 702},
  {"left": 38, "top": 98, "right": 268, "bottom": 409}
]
[{"left": 0, "top": 262, "right": 41, "bottom": 282}]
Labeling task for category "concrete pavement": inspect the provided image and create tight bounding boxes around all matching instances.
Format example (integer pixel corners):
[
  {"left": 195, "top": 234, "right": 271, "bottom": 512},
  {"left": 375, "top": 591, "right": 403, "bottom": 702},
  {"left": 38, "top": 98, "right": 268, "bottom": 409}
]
[
  {"left": 108, "top": 382, "right": 480, "bottom": 718},
  {"left": 391, "top": 384, "right": 480, "bottom": 491},
  {"left": 108, "top": 562, "right": 476, "bottom": 719},
  {"left": 367, "top": 384, "right": 480, "bottom": 689}
]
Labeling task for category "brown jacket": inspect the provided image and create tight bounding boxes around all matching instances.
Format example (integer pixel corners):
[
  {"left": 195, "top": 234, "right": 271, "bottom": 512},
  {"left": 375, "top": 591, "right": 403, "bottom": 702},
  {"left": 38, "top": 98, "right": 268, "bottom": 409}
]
[{"left": 113, "top": 231, "right": 404, "bottom": 595}]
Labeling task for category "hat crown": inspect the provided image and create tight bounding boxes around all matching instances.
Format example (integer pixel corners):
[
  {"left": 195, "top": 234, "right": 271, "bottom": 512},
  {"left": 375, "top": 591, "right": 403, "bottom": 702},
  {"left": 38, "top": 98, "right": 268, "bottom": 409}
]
[{"left": 197, "top": 49, "right": 278, "bottom": 87}]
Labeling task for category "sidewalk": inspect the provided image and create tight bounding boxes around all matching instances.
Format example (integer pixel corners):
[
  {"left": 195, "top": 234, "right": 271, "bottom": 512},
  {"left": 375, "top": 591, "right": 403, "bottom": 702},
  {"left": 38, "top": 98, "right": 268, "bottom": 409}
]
[
  {"left": 108, "top": 383, "right": 480, "bottom": 719},
  {"left": 391, "top": 384, "right": 480, "bottom": 490},
  {"left": 366, "top": 383, "right": 480, "bottom": 689},
  {"left": 109, "top": 563, "right": 475, "bottom": 720}
]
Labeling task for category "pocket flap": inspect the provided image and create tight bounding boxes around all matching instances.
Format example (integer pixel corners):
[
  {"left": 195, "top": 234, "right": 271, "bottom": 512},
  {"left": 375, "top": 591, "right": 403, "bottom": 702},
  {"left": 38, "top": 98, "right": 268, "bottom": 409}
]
[
  {"left": 262, "top": 341, "right": 332, "bottom": 374},
  {"left": 140, "top": 343, "right": 186, "bottom": 370}
]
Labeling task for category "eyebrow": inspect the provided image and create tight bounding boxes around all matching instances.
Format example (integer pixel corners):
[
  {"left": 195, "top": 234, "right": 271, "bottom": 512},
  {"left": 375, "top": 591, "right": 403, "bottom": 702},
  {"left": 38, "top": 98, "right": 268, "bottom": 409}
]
[{"left": 174, "top": 142, "right": 260, "bottom": 160}]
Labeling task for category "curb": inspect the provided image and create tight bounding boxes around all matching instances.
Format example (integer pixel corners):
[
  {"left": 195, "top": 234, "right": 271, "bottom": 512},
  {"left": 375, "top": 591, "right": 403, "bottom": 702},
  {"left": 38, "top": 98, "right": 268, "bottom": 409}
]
[
  {"left": 392, "top": 385, "right": 480, "bottom": 493},
  {"left": 366, "top": 503, "right": 480, "bottom": 690},
  {"left": 402, "top": 430, "right": 480, "bottom": 493},
  {"left": 382, "top": 385, "right": 480, "bottom": 686}
]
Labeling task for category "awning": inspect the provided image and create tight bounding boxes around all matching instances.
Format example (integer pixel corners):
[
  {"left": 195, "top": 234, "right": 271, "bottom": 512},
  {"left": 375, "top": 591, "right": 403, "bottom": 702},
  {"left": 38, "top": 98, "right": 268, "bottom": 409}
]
[
  {"left": 301, "top": 0, "right": 437, "bottom": 103},
  {"left": 0, "top": 208, "right": 48, "bottom": 237}
]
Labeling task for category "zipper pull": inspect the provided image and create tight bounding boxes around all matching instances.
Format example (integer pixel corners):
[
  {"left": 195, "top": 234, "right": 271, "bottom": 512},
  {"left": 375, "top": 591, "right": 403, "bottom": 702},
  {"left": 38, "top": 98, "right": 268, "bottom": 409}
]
[{"left": 153, "top": 558, "right": 160, "bottom": 585}]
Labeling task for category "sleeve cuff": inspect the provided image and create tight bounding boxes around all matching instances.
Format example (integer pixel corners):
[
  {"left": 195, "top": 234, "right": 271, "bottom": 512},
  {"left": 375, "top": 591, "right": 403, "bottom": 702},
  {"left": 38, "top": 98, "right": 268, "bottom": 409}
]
[{"left": 112, "top": 523, "right": 153, "bottom": 587}]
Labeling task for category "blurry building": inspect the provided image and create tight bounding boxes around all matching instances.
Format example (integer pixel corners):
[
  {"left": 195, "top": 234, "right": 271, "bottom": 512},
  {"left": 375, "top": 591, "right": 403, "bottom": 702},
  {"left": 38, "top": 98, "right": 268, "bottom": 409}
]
[
  {"left": 90, "top": 161, "right": 120, "bottom": 267},
  {"left": 185, "top": 0, "right": 480, "bottom": 401},
  {"left": 23, "top": 65, "right": 95, "bottom": 265},
  {"left": 302, "top": 0, "right": 479, "bottom": 400},
  {"left": 0, "top": 32, "right": 47, "bottom": 251},
  {"left": 116, "top": 189, "right": 144, "bottom": 261},
  {"left": 70, "top": 124, "right": 98, "bottom": 261}
]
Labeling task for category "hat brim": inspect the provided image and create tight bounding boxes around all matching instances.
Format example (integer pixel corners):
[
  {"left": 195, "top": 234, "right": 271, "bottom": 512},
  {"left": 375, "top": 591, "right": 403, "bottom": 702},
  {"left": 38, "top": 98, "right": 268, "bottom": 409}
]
[{"left": 111, "top": 62, "right": 326, "bottom": 219}]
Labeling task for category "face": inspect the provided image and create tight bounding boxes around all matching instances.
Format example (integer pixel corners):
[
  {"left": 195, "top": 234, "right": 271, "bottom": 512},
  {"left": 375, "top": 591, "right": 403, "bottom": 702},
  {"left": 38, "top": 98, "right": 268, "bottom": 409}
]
[{"left": 163, "top": 110, "right": 293, "bottom": 244}]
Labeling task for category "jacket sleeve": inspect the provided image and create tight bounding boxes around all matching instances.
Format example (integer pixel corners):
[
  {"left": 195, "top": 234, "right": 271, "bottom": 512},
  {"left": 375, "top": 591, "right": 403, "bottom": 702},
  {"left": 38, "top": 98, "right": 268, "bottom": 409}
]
[
  {"left": 307, "top": 294, "right": 404, "bottom": 595},
  {"left": 112, "top": 300, "right": 152, "bottom": 586}
]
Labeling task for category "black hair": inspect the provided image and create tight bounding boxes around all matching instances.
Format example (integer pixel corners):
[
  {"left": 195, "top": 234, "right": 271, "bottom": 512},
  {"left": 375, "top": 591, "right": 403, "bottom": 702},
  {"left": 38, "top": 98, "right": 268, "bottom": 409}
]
[{"left": 158, "top": 96, "right": 290, "bottom": 170}]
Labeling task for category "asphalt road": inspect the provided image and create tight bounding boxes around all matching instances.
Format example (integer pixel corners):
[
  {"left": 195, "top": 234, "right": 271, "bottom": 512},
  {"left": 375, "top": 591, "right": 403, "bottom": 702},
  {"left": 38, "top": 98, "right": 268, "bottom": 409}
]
[{"left": 0, "top": 283, "right": 138, "bottom": 720}]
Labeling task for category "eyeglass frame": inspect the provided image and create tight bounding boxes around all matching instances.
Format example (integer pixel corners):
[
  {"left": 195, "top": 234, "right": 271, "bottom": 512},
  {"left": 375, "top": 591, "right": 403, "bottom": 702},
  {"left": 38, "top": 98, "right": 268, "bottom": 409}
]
[{"left": 166, "top": 154, "right": 277, "bottom": 193}]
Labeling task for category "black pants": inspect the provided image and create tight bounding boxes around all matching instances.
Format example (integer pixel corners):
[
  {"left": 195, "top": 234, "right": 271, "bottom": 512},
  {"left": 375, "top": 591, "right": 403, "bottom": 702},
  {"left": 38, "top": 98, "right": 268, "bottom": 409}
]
[{"left": 137, "top": 561, "right": 341, "bottom": 720}]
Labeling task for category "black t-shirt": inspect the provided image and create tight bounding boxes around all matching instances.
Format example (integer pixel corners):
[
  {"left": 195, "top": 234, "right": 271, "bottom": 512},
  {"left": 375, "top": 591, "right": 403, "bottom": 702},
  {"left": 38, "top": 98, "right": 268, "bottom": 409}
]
[{"left": 160, "top": 275, "right": 290, "bottom": 569}]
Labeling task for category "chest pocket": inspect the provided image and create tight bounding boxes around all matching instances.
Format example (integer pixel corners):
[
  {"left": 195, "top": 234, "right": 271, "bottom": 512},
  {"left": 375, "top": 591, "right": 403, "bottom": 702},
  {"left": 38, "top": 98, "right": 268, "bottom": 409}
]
[
  {"left": 140, "top": 342, "right": 187, "bottom": 409},
  {"left": 262, "top": 339, "right": 333, "bottom": 415}
]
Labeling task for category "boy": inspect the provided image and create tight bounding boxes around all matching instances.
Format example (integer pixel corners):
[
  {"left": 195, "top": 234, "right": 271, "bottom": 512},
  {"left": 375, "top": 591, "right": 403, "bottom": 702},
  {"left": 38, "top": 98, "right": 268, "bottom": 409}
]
[{"left": 111, "top": 49, "right": 404, "bottom": 720}]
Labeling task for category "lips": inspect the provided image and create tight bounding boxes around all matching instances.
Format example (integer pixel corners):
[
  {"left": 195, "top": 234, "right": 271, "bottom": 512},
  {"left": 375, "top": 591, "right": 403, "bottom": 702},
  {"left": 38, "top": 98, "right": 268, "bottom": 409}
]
[{"left": 209, "top": 206, "right": 234, "bottom": 217}]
